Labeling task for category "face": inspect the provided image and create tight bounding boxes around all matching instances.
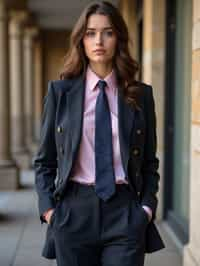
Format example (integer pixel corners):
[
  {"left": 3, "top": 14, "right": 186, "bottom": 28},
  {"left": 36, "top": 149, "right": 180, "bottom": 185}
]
[{"left": 82, "top": 14, "right": 117, "bottom": 66}]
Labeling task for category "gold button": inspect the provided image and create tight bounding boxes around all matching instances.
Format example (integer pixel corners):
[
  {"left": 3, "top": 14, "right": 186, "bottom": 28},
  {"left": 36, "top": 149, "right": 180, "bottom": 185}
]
[
  {"left": 136, "top": 129, "right": 142, "bottom": 135},
  {"left": 133, "top": 149, "right": 139, "bottom": 155},
  {"left": 57, "top": 126, "right": 63, "bottom": 133}
]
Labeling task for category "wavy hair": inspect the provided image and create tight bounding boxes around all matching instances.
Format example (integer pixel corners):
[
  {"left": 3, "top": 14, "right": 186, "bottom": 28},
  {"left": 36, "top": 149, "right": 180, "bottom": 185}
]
[{"left": 60, "top": 1, "right": 141, "bottom": 108}]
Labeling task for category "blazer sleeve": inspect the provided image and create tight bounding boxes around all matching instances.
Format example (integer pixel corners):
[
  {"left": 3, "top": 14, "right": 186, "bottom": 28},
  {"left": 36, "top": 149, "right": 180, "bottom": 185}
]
[
  {"left": 141, "top": 85, "right": 160, "bottom": 220},
  {"left": 34, "top": 81, "right": 57, "bottom": 223}
]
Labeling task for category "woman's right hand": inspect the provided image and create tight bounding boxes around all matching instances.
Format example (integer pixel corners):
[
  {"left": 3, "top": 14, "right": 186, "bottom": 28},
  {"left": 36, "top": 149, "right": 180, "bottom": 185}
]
[{"left": 43, "top": 208, "right": 55, "bottom": 225}]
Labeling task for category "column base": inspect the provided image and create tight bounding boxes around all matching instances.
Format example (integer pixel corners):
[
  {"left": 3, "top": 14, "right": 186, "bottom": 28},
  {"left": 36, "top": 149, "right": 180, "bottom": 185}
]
[
  {"left": 183, "top": 244, "right": 200, "bottom": 266},
  {"left": 0, "top": 162, "right": 20, "bottom": 190}
]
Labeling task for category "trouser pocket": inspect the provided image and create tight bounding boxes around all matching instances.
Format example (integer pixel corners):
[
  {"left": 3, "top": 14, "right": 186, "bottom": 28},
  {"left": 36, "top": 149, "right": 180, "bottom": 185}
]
[{"left": 128, "top": 200, "right": 149, "bottom": 243}]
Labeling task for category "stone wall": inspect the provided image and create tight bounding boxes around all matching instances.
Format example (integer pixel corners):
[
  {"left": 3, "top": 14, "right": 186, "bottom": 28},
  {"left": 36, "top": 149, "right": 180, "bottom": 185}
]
[{"left": 184, "top": 1, "right": 200, "bottom": 265}]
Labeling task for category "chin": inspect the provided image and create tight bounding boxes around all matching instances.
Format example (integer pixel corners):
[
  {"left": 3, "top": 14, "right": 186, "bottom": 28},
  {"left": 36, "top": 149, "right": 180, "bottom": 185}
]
[{"left": 91, "top": 57, "right": 110, "bottom": 64}]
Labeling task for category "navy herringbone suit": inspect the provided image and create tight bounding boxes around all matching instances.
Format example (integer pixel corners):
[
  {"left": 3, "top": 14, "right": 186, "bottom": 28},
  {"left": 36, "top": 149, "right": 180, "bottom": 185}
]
[{"left": 34, "top": 76, "right": 165, "bottom": 266}]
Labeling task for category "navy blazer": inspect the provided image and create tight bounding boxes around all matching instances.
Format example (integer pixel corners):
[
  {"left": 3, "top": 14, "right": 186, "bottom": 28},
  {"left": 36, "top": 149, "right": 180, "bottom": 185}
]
[{"left": 34, "top": 76, "right": 165, "bottom": 259}]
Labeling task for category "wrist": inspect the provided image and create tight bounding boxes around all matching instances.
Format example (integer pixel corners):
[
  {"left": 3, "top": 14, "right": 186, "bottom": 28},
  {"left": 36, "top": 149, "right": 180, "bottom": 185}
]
[
  {"left": 142, "top": 205, "right": 152, "bottom": 221},
  {"left": 43, "top": 208, "right": 54, "bottom": 222}
]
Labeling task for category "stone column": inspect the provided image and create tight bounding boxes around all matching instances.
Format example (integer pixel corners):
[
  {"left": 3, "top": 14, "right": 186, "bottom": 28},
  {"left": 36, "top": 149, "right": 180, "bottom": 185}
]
[
  {"left": 118, "top": 0, "right": 139, "bottom": 61},
  {"left": 9, "top": 10, "right": 30, "bottom": 169},
  {"left": 0, "top": 0, "right": 19, "bottom": 190},
  {"left": 34, "top": 34, "right": 43, "bottom": 141},
  {"left": 23, "top": 26, "right": 38, "bottom": 154}
]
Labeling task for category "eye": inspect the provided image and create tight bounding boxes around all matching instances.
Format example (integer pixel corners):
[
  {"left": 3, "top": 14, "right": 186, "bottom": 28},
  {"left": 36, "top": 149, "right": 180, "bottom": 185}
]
[
  {"left": 85, "top": 31, "right": 95, "bottom": 37},
  {"left": 104, "top": 30, "right": 113, "bottom": 37}
]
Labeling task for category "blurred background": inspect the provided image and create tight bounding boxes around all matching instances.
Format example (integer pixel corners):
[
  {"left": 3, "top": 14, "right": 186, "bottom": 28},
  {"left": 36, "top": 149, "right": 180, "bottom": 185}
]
[{"left": 0, "top": 0, "right": 199, "bottom": 265}]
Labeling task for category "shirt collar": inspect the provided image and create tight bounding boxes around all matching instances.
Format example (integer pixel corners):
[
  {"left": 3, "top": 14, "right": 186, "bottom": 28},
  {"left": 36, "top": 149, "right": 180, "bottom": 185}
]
[{"left": 86, "top": 65, "right": 117, "bottom": 94}]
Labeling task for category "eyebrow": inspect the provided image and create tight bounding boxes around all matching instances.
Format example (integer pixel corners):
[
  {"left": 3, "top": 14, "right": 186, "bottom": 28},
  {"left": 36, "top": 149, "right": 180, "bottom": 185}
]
[{"left": 86, "top": 27, "right": 113, "bottom": 30}]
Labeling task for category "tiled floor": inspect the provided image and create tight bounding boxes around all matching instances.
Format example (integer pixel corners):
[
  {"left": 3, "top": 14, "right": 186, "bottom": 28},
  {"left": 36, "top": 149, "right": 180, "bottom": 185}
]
[{"left": 0, "top": 171, "right": 182, "bottom": 266}]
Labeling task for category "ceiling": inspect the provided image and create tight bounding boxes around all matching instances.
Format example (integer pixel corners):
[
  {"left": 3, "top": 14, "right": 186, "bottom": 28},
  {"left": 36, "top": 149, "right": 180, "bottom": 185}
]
[{"left": 27, "top": 0, "right": 119, "bottom": 30}]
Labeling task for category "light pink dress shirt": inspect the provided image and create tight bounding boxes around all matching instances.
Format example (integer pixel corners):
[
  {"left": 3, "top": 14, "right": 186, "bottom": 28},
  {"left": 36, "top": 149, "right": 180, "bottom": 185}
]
[
  {"left": 43, "top": 67, "right": 152, "bottom": 221},
  {"left": 69, "top": 66, "right": 128, "bottom": 185}
]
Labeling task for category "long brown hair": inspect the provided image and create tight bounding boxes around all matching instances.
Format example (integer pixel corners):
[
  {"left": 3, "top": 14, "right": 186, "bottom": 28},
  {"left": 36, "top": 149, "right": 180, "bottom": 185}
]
[{"left": 60, "top": 1, "right": 141, "bottom": 109}]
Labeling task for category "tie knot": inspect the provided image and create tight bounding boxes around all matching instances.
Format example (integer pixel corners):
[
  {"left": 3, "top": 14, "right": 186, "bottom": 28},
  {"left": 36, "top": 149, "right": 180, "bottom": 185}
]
[{"left": 97, "top": 80, "right": 107, "bottom": 91}]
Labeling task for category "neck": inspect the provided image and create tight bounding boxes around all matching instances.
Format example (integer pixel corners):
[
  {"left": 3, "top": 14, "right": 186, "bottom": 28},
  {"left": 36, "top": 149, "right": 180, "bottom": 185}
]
[{"left": 89, "top": 62, "right": 113, "bottom": 79}]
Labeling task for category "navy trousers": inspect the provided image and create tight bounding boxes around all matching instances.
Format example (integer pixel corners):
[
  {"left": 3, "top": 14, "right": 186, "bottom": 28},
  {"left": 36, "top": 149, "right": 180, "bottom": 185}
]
[{"left": 49, "top": 181, "right": 149, "bottom": 266}]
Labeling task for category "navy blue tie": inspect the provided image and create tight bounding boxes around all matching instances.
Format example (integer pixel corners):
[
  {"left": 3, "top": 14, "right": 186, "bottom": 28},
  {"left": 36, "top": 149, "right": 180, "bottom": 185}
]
[{"left": 95, "top": 80, "right": 116, "bottom": 201}]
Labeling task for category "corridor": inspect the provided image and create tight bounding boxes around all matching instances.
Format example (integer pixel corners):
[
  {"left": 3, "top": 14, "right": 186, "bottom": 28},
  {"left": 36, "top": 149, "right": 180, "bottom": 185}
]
[{"left": 0, "top": 0, "right": 200, "bottom": 265}]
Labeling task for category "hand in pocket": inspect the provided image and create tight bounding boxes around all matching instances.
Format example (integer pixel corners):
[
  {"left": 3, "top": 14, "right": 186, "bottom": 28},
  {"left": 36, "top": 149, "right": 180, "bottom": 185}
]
[{"left": 44, "top": 209, "right": 55, "bottom": 225}]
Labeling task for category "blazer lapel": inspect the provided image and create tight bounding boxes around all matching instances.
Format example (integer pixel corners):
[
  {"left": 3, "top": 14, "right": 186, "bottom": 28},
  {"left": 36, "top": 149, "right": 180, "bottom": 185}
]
[
  {"left": 118, "top": 89, "right": 135, "bottom": 177},
  {"left": 67, "top": 76, "right": 86, "bottom": 162}
]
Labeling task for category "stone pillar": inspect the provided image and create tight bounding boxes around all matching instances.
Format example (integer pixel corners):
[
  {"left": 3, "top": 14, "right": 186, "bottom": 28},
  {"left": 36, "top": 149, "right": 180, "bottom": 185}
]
[
  {"left": 142, "top": 0, "right": 166, "bottom": 220},
  {"left": 118, "top": 0, "right": 139, "bottom": 61},
  {"left": 23, "top": 26, "right": 38, "bottom": 154},
  {"left": 0, "top": 0, "right": 19, "bottom": 190},
  {"left": 34, "top": 34, "right": 43, "bottom": 141},
  {"left": 183, "top": 1, "right": 200, "bottom": 265},
  {"left": 9, "top": 10, "right": 30, "bottom": 169}
]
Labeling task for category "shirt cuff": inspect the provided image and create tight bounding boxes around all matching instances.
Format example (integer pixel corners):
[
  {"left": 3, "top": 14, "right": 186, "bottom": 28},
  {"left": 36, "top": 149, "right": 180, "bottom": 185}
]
[{"left": 142, "top": 205, "right": 152, "bottom": 221}]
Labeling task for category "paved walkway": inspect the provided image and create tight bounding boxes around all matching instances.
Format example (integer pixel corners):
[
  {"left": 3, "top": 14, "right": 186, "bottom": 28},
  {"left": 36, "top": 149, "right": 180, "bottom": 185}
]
[{"left": 0, "top": 171, "right": 182, "bottom": 266}]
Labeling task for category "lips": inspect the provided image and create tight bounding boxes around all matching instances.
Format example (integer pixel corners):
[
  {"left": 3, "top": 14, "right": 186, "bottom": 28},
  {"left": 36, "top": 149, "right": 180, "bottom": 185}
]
[{"left": 93, "top": 49, "right": 105, "bottom": 53}]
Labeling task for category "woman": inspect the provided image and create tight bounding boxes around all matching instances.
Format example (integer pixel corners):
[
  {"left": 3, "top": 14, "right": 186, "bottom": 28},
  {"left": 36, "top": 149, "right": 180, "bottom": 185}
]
[{"left": 34, "top": 1, "right": 165, "bottom": 266}]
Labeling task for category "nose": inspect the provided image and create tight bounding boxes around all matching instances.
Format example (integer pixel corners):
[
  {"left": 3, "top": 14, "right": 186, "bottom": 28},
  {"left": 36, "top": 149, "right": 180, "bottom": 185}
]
[{"left": 95, "top": 32, "right": 103, "bottom": 45}]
